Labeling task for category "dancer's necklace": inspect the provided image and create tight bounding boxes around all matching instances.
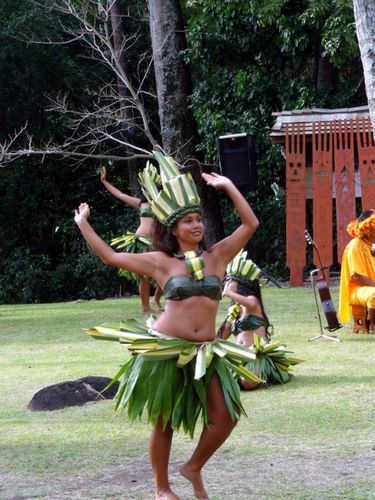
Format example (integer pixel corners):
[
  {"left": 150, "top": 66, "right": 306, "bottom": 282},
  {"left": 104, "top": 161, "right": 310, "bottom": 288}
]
[
  {"left": 173, "top": 249, "right": 205, "bottom": 280},
  {"left": 173, "top": 248, "right": 202, "bottom": 260}
]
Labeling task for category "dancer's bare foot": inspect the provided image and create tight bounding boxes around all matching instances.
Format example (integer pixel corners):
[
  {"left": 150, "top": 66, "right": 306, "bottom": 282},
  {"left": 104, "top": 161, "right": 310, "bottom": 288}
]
[
  {"left": 155, "top": 488, "right": 180, "bottom": 500},
  {"left": 180, "top": 464, "right": 208, "bottom": 499},
  {"left": 142, "top": 308, "right": 158, "bottom": 315}
]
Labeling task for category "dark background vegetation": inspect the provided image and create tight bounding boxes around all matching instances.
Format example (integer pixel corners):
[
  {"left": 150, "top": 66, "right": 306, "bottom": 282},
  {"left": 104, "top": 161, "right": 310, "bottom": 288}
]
[{"left": 0, "top": 0, "right": 366, "bottom": 303}]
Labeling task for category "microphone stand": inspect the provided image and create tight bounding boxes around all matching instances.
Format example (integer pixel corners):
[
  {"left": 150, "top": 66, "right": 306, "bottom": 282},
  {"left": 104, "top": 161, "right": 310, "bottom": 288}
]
[
  {"left": 308, "top": 269, "right": 341, "bottom": 342},
  {"left": 304, "top": 230, "right": 341, "bottom": 342}
]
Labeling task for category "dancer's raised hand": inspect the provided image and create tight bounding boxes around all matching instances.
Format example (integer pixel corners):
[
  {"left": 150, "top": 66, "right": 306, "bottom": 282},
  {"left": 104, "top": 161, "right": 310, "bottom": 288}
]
[
  {"left": 202, "top": 172, "right": 233, "bottom": 190},
  {"left": 74, "top": 202, "right": 90, "bottom": 224}
]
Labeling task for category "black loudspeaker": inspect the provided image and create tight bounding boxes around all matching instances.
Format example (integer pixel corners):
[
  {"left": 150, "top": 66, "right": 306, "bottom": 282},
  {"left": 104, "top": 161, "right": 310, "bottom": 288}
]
[{"left": 218, "top": 133, "right": 257, "bottom": 192}]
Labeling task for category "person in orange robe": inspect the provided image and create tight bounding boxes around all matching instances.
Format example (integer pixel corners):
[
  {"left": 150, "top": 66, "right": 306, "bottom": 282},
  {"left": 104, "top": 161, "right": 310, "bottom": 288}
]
[{"left": 338, "top": 210, "right": 375, "bottom": 333}]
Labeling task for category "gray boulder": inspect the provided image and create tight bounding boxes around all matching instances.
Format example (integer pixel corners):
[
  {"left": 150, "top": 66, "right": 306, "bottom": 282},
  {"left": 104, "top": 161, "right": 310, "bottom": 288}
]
[{"left": 28, "top": 376, "right": 119, "bottom": 411}]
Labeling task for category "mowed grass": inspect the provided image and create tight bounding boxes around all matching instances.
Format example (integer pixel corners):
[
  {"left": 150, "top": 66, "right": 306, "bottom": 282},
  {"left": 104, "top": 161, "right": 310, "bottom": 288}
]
[{"left": 1, "top": 287, "right": 375, "bottom": 499}]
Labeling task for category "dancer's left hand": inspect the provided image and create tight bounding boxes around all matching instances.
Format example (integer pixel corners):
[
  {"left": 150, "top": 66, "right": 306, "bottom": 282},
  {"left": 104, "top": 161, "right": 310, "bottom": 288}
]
[{"left": 202, "top": 172, "right": 232, "bottom": 190}]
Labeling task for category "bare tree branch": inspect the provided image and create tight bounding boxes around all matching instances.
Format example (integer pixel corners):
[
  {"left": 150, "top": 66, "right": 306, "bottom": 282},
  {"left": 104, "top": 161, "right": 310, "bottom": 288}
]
[{"left": 1, "top": 0, "right": 163, "bottom": 167}]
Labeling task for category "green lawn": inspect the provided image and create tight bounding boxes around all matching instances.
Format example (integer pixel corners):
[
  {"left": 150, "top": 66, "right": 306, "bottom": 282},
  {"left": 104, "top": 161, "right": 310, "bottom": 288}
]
[{"left": 1, "top": 287, "right": 375, "bottom": 499}]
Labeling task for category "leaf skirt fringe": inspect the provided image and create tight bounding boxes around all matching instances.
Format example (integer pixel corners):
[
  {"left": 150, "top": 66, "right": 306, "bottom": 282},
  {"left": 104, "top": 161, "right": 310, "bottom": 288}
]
[
  {"left": 87, "top": 320, "right": 263, "bottom": 438},
  {"left": 112, "top": 351, "right": 249, "bottom": 438},
  {"left": 243, "top": 334, "right": 304, "bottom": 385}
]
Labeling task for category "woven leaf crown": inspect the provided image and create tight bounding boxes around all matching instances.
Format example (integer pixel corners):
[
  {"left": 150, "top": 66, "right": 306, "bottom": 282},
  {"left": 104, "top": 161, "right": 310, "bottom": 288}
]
[
  {"left": 139, "top": 151, "right": 201, "bottom": 227},
  {"left": 225, "top": 250, "right": 261, "bottom": 283}
]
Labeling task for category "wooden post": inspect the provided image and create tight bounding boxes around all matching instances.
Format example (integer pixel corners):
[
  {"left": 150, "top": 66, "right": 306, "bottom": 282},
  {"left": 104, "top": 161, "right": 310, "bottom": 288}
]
[
  {"left": 356, "top": 116, "right": 375, "bottom": 211},
  {"left": 333, "top": 120, "right": 356, "bottom": 263},
  {"left": 285, "top": 123, "right": 306, "bottom": 286},
  {"left": 274, "top": 109, "right": 373, "bottom": 286},
  {"left": 312, "top": 122, "right": 333, "bottom": 271}
]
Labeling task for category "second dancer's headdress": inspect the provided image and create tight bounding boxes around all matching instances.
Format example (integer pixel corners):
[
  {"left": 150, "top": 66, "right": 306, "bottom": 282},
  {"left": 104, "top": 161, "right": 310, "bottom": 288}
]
[{"left": 225, "top": 250, "right": 261, "bottom": 285}]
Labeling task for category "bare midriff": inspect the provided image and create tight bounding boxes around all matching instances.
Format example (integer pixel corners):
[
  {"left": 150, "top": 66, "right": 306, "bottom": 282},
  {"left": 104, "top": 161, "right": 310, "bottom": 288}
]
[
  {"left": 152, "top": 296, "right": 219, "bottom": 341},
  {"left": 236, "top": 326, "right": 266, "bottom": 346},
  {"left": 136, "top": 217, "right": 154, "bottom": 238}
]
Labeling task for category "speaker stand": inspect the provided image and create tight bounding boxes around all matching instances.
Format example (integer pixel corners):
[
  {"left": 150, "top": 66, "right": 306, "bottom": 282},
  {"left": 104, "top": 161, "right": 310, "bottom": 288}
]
[{"left": 308, "top": 269, "right": 341, "bottom": 342}]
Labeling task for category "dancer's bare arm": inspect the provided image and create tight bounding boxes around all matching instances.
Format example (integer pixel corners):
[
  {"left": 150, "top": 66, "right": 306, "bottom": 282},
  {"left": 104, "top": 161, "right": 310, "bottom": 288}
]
[
  {"left": 217, "top": 318, "right": 232, "bottom": 340},
  {"left": 74, "top": 203, "right": 157, "bottom": 276},
  {"left": 222, "top": 281, "right": 255, "bottom": 309},
  {"left": 203, "top": 172, "right": 258, "bottom": 264},
  {"left": 100, "top": 167, "right": 141, "bottom": 209}
]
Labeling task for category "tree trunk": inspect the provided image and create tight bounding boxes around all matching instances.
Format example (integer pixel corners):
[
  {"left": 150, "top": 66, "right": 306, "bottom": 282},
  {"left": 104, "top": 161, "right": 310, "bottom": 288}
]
[
  {"left": 109, "top": 0, "right": 140, "bottom": 196},
  {"left": 146, "top": 0, "right": 198, "bottom": 159},
  {"left": 353, "top": 0, "right": 375, "bottom": 136},
  {"left": 147, "top": 0, "right": 222, "bottom": 245}
]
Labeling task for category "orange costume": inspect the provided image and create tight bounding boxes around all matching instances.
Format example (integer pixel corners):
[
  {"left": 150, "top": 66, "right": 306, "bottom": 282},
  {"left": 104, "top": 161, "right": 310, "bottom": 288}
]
[{"left": 338, "top": 210, "right": 375, "bottom": 330}]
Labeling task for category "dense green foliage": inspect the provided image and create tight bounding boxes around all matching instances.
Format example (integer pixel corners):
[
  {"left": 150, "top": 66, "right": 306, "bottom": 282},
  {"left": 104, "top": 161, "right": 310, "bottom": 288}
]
[
  {"left": 0, "top": 0, "right": 367, "bottom": 303},
  {"left": 0, "top": 1, "right": 146, "bottom": 303},
  {"left": 183, "top": 0, "right": 365, "bottom": 272}
]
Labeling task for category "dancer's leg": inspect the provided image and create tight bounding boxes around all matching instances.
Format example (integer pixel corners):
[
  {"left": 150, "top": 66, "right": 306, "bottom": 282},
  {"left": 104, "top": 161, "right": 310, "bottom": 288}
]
[
  {"left": 180, "top": 373, "right": 238, "bottom": 499},
  {"left": 239, "top": 377, "right": 260, "bottom": 391},
  {"left": 139, "top": 277, "right": 155, "bottom": 314},
  {"left": 152, "top": 284, "right": 164, "bottom": 310},
  {"left": 149, "top": 418, "right": 180, "bottom": 500}
]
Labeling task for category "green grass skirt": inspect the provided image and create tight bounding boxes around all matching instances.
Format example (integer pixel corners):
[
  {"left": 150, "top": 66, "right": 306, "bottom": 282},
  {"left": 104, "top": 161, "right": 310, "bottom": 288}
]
[
  {"left": 110, "top": 232, "right": 151, "bottom": 284},
  {"left": 87, "top": 321, "right": 263, "bottom": 438},
  {"left": 112, "top": 352, "right": 245, "bottom": 438}
]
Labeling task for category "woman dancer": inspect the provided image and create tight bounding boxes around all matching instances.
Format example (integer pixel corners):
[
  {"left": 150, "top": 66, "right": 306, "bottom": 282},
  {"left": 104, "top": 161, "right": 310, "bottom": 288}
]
[
  {"left": 217, "top": 253, "right": 271, "bottom": 390},
  {"left": 75, "top": 153, "right": 258, "bottom": 500},
  {"left": 218, "top": 251, "right": 301, "bottom": 388},
  {"left": 100, "top": 166, "right": 162, "bottom": 313}
]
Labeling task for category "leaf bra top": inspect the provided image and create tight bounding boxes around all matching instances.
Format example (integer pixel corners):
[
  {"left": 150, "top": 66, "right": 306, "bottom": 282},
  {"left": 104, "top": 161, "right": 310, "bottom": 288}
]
[
  {"left": 163, "top": 275, "right": 223, "bottom": 301},
  {"left": 233, "top": 314, "right": 265, "bottom": 334},
  {"left": 139, "top": 207, "right": 154, "bottom": 218}
]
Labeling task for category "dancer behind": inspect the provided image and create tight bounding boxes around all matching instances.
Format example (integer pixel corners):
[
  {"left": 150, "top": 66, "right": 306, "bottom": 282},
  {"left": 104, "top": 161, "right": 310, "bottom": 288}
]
[
  {"left": 100, "top": 166, "right": 162, "bottom": 313},
  {"left": 217, "top": 251, "right": 272, "bottom": 390},
  {"left": 339, "top": 209, "right": 375, "bottom": 332},
  {"left": 75, "top": 152, "right": 259, "bottom": 500}
]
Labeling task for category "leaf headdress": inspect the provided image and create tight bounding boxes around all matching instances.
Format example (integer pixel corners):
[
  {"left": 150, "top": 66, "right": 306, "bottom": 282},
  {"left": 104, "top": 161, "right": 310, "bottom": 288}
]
[
  {"left": 225, "top": 249, "right": 262, "bottom": 285},
  {"left": 139, "top": 151, "right": 201, "bottom": 228}
]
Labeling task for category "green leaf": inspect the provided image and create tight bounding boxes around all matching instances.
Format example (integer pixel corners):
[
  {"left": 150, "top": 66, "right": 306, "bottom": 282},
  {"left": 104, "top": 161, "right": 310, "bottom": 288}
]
[
  {"left": 220, "top": 339, "right": 256, "bottom": 362},
  {"left": 194, "top": 345, "right": 207, "bottom": 379},
  {"left": 115, "top": 355, "right": 144, "bottom": 413},
  {"left": 225, "top": 358, "right": 263, "bottom": 383}
]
